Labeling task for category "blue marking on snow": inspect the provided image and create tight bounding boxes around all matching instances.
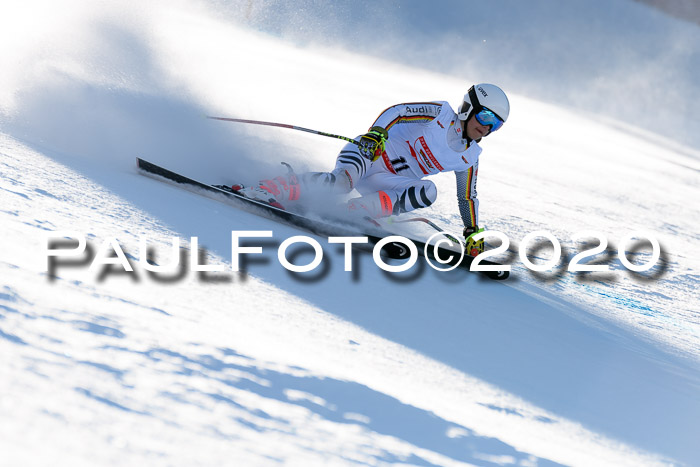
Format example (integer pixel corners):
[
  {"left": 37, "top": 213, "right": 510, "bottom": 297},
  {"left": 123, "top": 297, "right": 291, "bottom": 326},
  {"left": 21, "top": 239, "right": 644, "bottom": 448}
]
[{"left": 595, "top": 290, "right": 658, "bottom": 315}]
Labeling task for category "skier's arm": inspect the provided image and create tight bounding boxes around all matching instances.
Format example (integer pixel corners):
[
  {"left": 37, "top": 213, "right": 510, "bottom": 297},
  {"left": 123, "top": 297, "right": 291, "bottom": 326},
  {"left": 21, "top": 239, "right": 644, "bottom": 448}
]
[
  {"left": 455, "top": 164, "right": 479, "bottom": 229},
  {"left": 456, "top": 166, "right": 483, "bottom": 256}
]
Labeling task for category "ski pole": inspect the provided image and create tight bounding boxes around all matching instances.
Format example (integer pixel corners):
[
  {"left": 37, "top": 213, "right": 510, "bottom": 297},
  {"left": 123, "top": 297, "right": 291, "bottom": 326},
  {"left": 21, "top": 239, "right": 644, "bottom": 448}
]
[{"left": 207, "top": 116, "right": 360, "bottom": 147}]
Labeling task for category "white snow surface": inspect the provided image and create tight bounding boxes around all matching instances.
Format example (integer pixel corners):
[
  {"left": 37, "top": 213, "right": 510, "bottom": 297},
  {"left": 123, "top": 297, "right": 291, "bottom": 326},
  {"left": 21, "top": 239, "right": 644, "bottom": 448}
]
[{"left": 1, "top": 1, "right": 699, "bottom": 466}]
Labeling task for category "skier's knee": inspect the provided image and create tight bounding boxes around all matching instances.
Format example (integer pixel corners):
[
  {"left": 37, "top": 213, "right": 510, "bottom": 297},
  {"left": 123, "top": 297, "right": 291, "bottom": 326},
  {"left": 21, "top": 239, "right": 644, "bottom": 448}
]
[
  {"left": 421, "top": 181, "right": 437, "bottom": 207},
  {"left": 393, "top": 181, "right": 437, "bottom": 215},
  {"left": 301, "top": 169, "right": 353, "bottom": 194},
  {"left": 334, "top": 146, "right": 367, "bottom": 185},
  {"left": 330, "top": 167, "right": 354, "bottom": 193}
]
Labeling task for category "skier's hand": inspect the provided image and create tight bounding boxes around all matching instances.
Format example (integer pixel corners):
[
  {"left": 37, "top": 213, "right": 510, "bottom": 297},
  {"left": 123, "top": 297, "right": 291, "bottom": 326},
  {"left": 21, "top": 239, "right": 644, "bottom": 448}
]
[
  {"left": 463, "top": 225, "right": 484, "bottom": 257},
  {"left": 358, "top": 126, "right": 388, "bottom": 162}
]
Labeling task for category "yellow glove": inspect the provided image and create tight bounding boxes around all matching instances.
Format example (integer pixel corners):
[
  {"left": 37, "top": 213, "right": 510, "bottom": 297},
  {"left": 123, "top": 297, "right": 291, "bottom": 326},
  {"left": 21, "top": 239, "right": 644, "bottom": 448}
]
[
  {"left": 463, "top": 226, "right": 484, "bottom": 257},
  {"left": 358, "top": 126, "right": 388, "bottom": 161}
]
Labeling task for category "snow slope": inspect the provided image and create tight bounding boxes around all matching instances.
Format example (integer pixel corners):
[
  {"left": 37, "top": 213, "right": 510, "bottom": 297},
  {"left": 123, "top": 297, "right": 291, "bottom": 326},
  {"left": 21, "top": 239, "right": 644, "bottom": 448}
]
[{"left": 1, "top": 1, "right": 699, "bottom": 465}]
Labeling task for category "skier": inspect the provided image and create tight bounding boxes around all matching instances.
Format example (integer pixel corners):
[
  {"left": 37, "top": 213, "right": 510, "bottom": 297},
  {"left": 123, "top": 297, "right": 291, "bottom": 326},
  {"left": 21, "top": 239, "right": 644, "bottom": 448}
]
[{"left": 235, "top": 83, "right": 510, "bottom": 256}]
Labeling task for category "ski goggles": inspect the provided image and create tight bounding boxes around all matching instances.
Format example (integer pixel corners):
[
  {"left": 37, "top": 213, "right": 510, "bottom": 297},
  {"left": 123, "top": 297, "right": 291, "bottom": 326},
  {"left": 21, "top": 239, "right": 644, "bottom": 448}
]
[{"left": 474, "top": 107, "right": 504, "bottom": 133}]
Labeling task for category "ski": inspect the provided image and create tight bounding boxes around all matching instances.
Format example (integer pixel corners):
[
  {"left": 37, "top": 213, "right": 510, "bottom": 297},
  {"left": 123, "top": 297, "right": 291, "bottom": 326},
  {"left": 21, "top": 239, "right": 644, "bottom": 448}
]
[
  {"left": 136, "top": 158, "right": 509, "bottom": 280},
  {"left": 135, "top": 158, "right": 399, "bottom": 252}
]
